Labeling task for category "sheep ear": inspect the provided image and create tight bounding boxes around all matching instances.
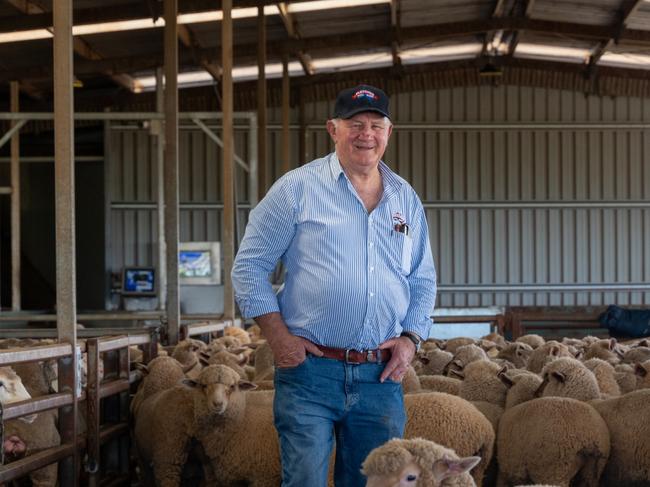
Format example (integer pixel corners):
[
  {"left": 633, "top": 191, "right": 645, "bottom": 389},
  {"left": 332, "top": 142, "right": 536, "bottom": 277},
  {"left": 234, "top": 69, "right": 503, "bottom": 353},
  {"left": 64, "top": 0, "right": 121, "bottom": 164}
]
[
  {"left": 552, "top": 371, "right": 566, "bottom": 383},
  {"left": 550, "top": 345, "right": 560, "bottom": 357},
  {"left": 418, "top": 356, "right": 430, "bottom": 365},
  {"left": 238, "top": 380, "right": 257, "bottom": 391},
  {"left": 609, "top": 338, "right": 617, "bottom": 351},
  {"left": 498, "top": 370, "right": 514, "bottom": 388},
  {"left": 638, "top": 339, "right": 650, "bottom": 348},
  {"left": 448, "top": 369, "right": 464, "bottom": 379},
  {"left": 182, "top": 378, "right": 199, "bottom": 388},
  {"left": 635, "top": 363, "right": 648, "bottom": 377},
  {"left": 431, "top": 456, "right": 481, "bottom": 482},
  {"left": 198, "top": 355, "right": 210, "bottom": 367}
]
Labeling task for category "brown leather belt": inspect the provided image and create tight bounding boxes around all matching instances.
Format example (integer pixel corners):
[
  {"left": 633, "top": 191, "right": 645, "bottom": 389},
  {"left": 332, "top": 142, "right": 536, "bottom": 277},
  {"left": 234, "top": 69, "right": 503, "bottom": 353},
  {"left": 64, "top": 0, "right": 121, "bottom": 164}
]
[{"left": 314, "top": 345, "right": 391, "bottom": 364}]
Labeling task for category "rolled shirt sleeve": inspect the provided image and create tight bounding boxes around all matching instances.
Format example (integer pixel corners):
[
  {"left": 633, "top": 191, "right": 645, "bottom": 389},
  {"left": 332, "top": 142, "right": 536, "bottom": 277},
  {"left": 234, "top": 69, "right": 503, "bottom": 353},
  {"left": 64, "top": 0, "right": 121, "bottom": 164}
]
[{"left": 232, "top": 176, "right": 296, "bottom": 319}]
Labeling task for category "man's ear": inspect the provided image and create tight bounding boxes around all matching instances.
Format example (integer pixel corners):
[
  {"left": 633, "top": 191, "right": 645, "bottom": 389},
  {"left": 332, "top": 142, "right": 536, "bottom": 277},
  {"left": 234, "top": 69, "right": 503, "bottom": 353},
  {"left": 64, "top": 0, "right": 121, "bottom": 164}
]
[
  {"left": 386, "top": 123, "right": 393, "bottom": 138},
  {"left": 326, "top": 120, "right": 337, "bottom": 142}
]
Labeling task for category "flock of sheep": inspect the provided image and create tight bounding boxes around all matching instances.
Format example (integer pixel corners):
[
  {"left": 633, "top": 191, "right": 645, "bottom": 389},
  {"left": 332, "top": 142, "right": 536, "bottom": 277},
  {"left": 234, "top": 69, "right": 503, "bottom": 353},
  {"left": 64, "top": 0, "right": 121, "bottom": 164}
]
[{"left": 1, "top": 327, "right": 650, "bottom": 486}]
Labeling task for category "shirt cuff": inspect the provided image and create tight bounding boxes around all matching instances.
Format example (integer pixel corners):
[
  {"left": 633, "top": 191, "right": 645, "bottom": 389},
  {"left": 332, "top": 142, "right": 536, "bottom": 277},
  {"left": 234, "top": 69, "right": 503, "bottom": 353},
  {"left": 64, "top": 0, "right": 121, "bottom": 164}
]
[
  {"left": 235, "top": 294, "right": 280, "bottom": 320},
  {"left": 401, "top": 318, "right": 433, "bottom": 341}
]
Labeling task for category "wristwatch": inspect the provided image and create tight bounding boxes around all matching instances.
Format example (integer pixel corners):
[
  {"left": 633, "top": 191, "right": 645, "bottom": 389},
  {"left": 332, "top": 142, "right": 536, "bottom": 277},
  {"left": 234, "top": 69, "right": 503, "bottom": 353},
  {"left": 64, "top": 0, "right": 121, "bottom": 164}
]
[{"left": 400, "top": 331, "right": 422, "bottom": 352}]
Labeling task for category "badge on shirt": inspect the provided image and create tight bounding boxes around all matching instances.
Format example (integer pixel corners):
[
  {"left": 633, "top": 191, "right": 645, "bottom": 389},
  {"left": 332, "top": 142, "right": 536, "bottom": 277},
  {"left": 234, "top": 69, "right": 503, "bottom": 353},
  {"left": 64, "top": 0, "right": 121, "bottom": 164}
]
[{"left": 392, "top": 211, "right": 408, "bottom": 235}]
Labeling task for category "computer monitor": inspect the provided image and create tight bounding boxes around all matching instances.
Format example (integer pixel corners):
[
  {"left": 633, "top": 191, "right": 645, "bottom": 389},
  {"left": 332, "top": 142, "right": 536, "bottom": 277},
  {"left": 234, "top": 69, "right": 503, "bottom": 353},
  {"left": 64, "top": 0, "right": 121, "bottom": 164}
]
[
  {"left": 179, "top": 241, "right": 221, "bottom": 285},
  {"left": 122, "top": 267, "right": 156, "bottom": 296}
]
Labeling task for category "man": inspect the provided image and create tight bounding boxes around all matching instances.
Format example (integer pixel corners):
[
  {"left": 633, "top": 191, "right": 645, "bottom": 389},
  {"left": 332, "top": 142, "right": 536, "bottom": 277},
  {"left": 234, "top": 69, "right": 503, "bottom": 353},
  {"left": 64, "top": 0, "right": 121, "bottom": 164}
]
[{"left": 232, "top": 84, "right": 437, "bottom": 487}]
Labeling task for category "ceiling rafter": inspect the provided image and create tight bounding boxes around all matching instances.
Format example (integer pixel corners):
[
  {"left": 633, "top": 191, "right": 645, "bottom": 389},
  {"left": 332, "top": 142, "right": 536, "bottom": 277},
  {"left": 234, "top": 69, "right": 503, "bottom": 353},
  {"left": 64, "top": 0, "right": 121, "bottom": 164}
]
[
  {"left": 389, "top": 0, "right": 401, "bottom": 68},
  {"left": 5, "top": 0, "right": 138, "bottom": 92},
  {"left": 482, "top": 0, "right": 508, "bottom": 57},
  {"left": 503, "top": 0, "right": 535, "bottom": 59},
  {"left": 277, "top": 2, "right": 313, "bottom": 75},
  {"left": 588, "top": 0, "right": 645, "bottom": 73},
  {"left": 178, "top": 24, "right": 222, "bottom": 81}
]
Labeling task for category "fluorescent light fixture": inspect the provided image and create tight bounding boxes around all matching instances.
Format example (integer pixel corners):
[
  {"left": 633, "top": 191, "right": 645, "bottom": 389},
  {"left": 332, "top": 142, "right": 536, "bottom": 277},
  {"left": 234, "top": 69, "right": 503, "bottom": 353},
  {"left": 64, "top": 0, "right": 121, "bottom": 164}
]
[
  {"left": 0, "top": 29, "right": 52, "bottom": 43},
  {"left": 178, "top": 5, "right": 279, "bottom": 24},
  {"left": 400, "top": 43, "right": 482, "bottom": 64},
  {"left": 312, "top": 51, "right": 393, "bottom": 72},
  {"left": 134, "top": 61, "right": 304, "bottom": 92},
  {"left": 599, "top": 51, "right": 650, "bottom": 68},
  {"left": 73, "top": 18, "right": 163, "bottom": 36},
  {"left": 288, "top": 0, "right": 391, "bottom": 13},
  {"left": 515, "top": 43, "right": 590, "bottom": 63}
]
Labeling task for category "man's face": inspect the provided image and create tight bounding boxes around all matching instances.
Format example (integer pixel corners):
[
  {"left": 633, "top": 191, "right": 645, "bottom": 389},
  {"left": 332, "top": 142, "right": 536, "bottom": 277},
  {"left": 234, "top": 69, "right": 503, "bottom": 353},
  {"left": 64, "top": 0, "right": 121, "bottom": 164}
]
[{"left": 326, "top": 112, "right": 393, "bottom": 172}]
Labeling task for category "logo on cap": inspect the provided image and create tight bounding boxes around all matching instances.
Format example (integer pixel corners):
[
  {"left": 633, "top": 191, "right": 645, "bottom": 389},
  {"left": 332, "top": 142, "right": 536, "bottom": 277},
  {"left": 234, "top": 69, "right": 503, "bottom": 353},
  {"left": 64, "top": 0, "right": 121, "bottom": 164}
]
[{"left": 352, "top": 89, "right": 378, "bottom": 101}]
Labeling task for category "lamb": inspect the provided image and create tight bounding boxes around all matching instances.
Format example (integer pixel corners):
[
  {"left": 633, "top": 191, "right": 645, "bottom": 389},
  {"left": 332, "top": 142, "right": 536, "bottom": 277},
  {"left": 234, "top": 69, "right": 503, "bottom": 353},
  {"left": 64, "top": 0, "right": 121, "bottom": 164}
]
[
  {"left": 201, "top": 349, "right": 249, "bottom": 379},
  {"left": 131, "top": 356, "right": 188, "bottom": 416},
  {"left": 171, "top": 339, "right": 207, "bottom": 379},
  {"left": 445, "top": 345, "right": 487, "bottom": 376},
  {"left": 526, "top": 341, "right": 572, "bottom": 374},
  {"left": 583, "top": 338, "right": 623, "bottom": 364},
  {"left": 515, "top": 334, "right": 545, "bottom": 349},
  {"left": 224, "top": 325, "right": 252, "bottom": 344},
  {"left": 455, "top": 360, "right": 508, "bottom": 407},
  {"left": 582, "top": 358, "right": 621, "bottom": 397},
  {"left": 499, "top": 370, "right": 544, "bottom": 409},
  {"left": 622, "top": 345, "right": 650, "bottom": 364},
  {"left": 590, "top": 389, "right": 650, "bottom": 486},
  {"left": 134, "top": 365, "right": 257, "bottom": 486},
  {"left": 404, "top": 393, "right": 495, "bottom": 486},
  {"left": 362, "top": 437, "right": 480, "bottom": 487},
  {"left": 414, "top": 349, "right": 453, "bottom": 376},
  {"left": 538, "top": 357, "right": 601, "bottom": 401},
  {"left": 402, "top": 367, "right": 462, "bottom": 396},
  {"left": 497, "top": 397, "right": 610, "bottom": 487},
  {"left": 613, "top": 363, "right": 638, "bottom": 394},
  {"left": 443, "top": 338, "right": 476, "bottom": 355},
  {"left": 480, "top": 333, "right": 507, "bottom": 348},
  {"left": 496, "top": 342, "right": 533, "bottom": 369}
]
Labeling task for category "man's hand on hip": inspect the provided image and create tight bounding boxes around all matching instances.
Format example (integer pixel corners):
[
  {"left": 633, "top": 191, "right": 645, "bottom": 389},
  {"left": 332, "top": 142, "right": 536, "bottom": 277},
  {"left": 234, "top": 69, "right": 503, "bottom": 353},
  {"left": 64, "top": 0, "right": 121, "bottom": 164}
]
[{"left": 378, "top": 336, "right": 416, "bottom": 383}]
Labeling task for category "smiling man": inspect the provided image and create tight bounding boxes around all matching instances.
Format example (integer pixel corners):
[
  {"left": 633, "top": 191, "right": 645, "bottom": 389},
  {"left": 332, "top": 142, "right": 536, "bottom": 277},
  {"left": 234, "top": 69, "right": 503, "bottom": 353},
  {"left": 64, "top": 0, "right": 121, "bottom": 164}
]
[{"left": 232, "top": 84, "right": 437, "bottom": 487}]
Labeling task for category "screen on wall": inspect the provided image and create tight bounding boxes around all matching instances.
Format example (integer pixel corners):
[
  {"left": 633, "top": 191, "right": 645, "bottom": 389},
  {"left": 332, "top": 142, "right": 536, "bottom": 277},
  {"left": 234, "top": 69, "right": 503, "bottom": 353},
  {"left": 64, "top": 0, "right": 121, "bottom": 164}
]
[
  {"left": 122, "top": 267, "right": 156, "bottom": 295},
  {"left": 179, "top": 250, "right": 212, "bottom": 278}
]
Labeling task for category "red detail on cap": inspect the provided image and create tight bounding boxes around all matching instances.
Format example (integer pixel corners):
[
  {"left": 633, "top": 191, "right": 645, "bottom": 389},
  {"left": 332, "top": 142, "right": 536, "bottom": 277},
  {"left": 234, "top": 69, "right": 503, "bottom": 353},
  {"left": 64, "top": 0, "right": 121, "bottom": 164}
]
[{"left": 352, "top": 89, "right": 378, "bottom": 100}]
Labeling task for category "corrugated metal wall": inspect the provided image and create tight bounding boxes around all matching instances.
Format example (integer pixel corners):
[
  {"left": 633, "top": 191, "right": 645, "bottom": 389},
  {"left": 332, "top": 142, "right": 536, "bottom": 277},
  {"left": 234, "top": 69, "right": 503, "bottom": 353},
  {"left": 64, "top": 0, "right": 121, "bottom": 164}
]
[{"left": 108, "top": 85, "right": 650, "bottom": 307}]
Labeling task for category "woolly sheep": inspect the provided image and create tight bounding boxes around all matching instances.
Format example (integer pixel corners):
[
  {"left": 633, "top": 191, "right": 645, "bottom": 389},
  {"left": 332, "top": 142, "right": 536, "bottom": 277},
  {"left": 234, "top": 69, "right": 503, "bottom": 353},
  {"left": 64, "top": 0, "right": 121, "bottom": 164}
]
[
  {"left": 613, "top": 363, "right": 638, "bottom": 394},
  {"left": 404, "top": 393, "right": 495, "bottom": 486},
  {"left": 496, "top": 342, "right": 533, "bottom": 369},
  {"left": 526, "top": 341, "right": 572, "bottom": 374},
  {"left": 419, "top": 375, "right": 462, "bottom": 396},
  {"left": 583, "top": 338, "right": 623, "bottom": 364},
  {"left": 515, "top": 334, "right": 545, "bottom": 349},
  {"left": 622, "top": 345, "right": 650, "bottom": 364},
  {"left": 131, "top": 356, "right": 187, "bottom": 416},
  {"left": 443, "top": 338, "right": 476, "bottom": 355},
  {"left": 538, "top": 357, "right": 601, "bottom": 401},
  {"left": 455, "top": 360, "right": 508, "bottom": 407},
  {"left": 201, "top": 349, "right": 249, "bottom": 379},
  {"left": 499, "top": 370, "right": 544, "bottom": 410},
  {"left": 497, "top": 397, "right": 610, "bottom": 487},
  {"left": 481, "top": 332, "right": 507, "bottom": 348},
  {"left": 414, "top": 349, "right": 453, "bottom": 376},
  {"left": 582, "top": 358, "right": 621, "bottom": 397},
  {"left": 469, "top": 401, "right": 503, "bottom": 432},
  {"left": 200, "top": 388, "right": 281, "bottom": 486},
  {"left": 477, "top": 340, "right": 501, "bottom": 358},
  {"left": 362, "top": 437, "right": 480, "bottom": 487},
  {"left": 634, "top": 360, "right": 650, "bottom": 390},
  {"left": 135, "top": 365, "right": 257, "bottom": 486},
  {"left": 445, "top": 345, "right": 488, "bottom": 376},
  {"left": 590, "top": 389, "right": 650, "bottom": 486},
  {"left": 224, "top": 325, "right": 252, "bottom": 344}
]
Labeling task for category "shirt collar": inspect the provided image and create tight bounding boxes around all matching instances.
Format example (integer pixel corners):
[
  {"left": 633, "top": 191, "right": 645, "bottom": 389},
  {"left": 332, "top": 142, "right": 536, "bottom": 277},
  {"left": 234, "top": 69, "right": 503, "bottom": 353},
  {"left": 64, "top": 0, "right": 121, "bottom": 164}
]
[{"left": 328, "top": 152, "right": 403, "bottom": 194}]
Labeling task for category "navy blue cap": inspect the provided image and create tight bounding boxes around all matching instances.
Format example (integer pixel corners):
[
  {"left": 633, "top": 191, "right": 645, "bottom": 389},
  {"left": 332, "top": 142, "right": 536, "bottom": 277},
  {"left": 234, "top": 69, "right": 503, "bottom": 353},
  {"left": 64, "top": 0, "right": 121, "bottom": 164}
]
[{"left": 333, "top": 84, "right": 390, "bottom": 120}]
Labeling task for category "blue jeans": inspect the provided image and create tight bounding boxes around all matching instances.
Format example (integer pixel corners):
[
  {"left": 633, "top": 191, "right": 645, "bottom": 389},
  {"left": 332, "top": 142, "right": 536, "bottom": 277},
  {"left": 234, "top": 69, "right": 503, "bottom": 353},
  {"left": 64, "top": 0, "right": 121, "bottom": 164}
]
[{"left": 273, "top": 355, "right": 406, "bottom": 487}]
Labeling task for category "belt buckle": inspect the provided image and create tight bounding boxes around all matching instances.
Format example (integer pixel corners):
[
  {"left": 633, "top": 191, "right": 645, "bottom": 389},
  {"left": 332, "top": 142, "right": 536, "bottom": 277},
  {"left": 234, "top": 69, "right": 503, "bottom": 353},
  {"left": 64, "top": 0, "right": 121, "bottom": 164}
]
[
  {"left": 344, "top": 349, "right": 361, "bottom": 364},
  {"left": 367, "top": 349, "right": 376, "bottom": 362}
]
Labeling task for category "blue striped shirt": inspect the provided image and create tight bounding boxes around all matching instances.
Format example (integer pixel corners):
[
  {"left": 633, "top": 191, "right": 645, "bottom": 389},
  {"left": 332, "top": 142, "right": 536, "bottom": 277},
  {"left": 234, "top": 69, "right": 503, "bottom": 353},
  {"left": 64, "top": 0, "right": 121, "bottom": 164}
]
[{"left": 232, "top": 152, "right": 437, "bottom": 350}]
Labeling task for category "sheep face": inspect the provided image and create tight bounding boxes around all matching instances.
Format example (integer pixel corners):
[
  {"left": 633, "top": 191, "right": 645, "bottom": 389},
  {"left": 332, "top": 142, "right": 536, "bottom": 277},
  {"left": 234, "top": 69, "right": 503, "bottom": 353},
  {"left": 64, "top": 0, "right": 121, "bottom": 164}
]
[
  {"left": 187, "top": 365, "right": 257, "bottom": 415},
  {"left": 0, "top": 366, "right": 32, "bottom": 404},
  {"left": 365, "top": 458, "right": 421, "bottom": 487}
]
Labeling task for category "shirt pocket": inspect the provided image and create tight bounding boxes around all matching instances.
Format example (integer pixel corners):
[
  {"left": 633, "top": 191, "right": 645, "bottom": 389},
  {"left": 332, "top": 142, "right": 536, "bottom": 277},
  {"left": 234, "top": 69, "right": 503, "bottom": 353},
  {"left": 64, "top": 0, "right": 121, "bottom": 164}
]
[{"left": 401, "top": 234, "right": 413, "bottom": 274}]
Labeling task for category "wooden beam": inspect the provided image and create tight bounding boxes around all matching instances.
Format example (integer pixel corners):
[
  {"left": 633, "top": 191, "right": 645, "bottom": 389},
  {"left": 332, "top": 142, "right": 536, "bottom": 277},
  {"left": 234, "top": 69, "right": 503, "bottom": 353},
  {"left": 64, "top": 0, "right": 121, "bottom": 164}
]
[
  {"left": 10, "top": 82, "right": 20, "bottom": 312},
  {"left": 281, "top": 54, "right": 290, "bottom": 175},
  {"left": 277, "top": 2, "right": 313, "bottom": 75},
  {"left": 504, "top": 0, "right": 535, "bottom": 59},
  {"left": 589, "top": 0, "right": 645, "bottom": 69},
  {"left": 390, "top": 0, "right": 402, "bottom": 67},
  {"left": 257, "top": 6, "right": 268, "bottom": 200},
  {"left": 52, "top": 0, "right": 79, "bottom": 482},
  {"left": 164, "top": 0, "right": 180, "bottom": 345},
  {"left": 178, "top": 24, "right": 222, "bottom": 81},
  {"left": 222, "top": 0, "right": 236, "bottom": 320}
]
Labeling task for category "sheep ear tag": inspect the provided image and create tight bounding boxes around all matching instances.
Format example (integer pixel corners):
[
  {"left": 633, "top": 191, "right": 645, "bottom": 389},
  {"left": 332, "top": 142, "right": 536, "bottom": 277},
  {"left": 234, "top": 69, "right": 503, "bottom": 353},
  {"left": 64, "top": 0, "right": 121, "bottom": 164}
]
[{"left": 431, "top": 456, "right": 481, "bottom": 481}]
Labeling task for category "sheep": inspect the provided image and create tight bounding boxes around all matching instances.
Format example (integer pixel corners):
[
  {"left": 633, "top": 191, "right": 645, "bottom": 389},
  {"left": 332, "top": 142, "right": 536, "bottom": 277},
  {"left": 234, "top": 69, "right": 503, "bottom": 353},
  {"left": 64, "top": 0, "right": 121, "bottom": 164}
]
[
  {"left": 582, "top": 358, "right": 621, "bottom": 397},
  {"left": 131, "top": 356, "right": 188, "bottom": 417},
  {"left": 402, "top": 365, "right": 422, "bottom": 394},
  {"left": 445, "top": 345, "right": 488, "bottom": 376},
  {"left": 252, "top": 340, "right": 275, "bottom": 381},
  {"left": 613, "top": 363, "right": 638, "bottom": 394},
  {"left": 404, "top": 393, "right": 495, "bottom": 486},
  {"left": 246, "top": 324, "right": 263, "bottom": 342},
  {"left": 515, "top": 334, "right": 545, "bottom": 349},
  {"left": 199, "top": 387, "right": 281, "bottom": 486},
  {"left": 496, "top": 342, "right": 533, "bottom": 369},
  {"left": 419, "top": 375, "right": 462, "bottom": 396},
  {"left": 362, "top": 437, "right": 480, "bottom": 487},
  {"left": 443, "top": 338, "right": 476, "bottom": 355},
  {"left": 477, "top": 339, "right": 501, "bottom": 358},
  {"left": 134, "top": 364, "right": 257, "bottom": 486},
  {"left": 634, "top": 360, "right": 650, "bottom": 390},
  {"left": 583, "top": 338, "right": 623, "bottom": 364},
  {"left": 497, "top": 397, "right": 610, "bottom": 487},
  {"left": 200, "top": 349, "right": 249, "bottom": 379},
  {"left": 455, "top": 360, "right": 508, "bottom": 407},
  {"left": 526, "top": 341, "right": 572, "bottom": 374},
  {"left": 414, "top": 349, "right": 453, "bottom": 376},
  {"left": 622, "top": 345, "right": 650, "bottom": 364},
  {"left": 538, "top": 357, "right": 601, "bottom": 401},
  {"left": 469, "top": 401, "right": 503, "bottom": 432},
  {"left": 499, "top": 370, "right": 544, "bottom": 409},
  {"left": 481, "top": 332, "right": 507, "bottom": 348},
  {"left": 590, "top": 389, "right": 650, "bottom": 486},
  {"left": 224, "top": 325, "right": 252, "bottom": 344}
]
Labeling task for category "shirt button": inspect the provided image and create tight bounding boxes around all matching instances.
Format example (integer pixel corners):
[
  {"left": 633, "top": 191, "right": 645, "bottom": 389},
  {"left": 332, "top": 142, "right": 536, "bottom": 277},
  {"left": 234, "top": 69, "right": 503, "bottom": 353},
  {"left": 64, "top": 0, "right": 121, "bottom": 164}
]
[
  {"left": 369, "top": 242, "right": 374, "bottom": 247},
  {"left": 369, "top": 292, "right": 375, "bottom": 297},
  {"left": 370, "top": 266, "right": 375, "bottom": 272},
  {"left": 369, "top": 217, "right": 374, "bottom": 223}
]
